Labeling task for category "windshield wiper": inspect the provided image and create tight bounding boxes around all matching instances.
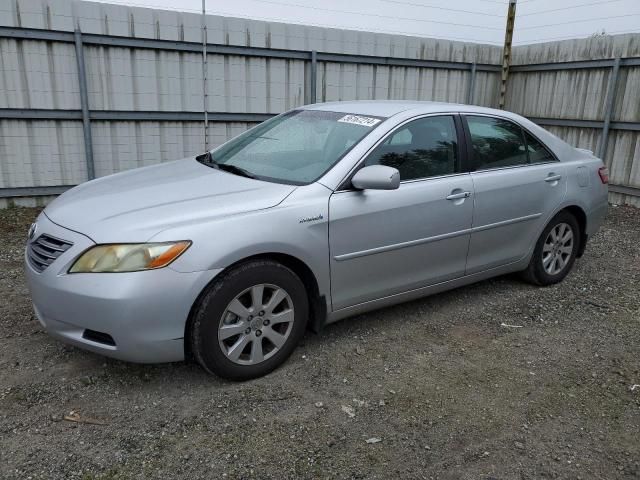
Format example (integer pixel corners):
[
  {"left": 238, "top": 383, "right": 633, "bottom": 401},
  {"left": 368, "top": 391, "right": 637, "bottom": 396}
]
[
  {"left": 196, "top": 151, "right": 256, "bottom": 179},
  {"left": 215, "top": 163, "right": 256, "bottom": 179}
]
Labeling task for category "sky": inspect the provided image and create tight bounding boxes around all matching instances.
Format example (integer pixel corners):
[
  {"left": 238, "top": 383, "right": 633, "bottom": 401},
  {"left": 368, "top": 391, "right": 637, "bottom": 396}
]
[{"left": 90, "top": 0, "right": 640, "bottom": 46}]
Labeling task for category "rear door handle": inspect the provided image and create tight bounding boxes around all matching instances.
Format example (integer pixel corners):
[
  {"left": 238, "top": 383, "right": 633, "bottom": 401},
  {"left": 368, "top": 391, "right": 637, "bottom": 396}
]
[
  {"left": 446, "top": 191, "right": 472, "bottom": 200},
  {"left": 545, "top": 174, "right": 562, "bottom": 182}
]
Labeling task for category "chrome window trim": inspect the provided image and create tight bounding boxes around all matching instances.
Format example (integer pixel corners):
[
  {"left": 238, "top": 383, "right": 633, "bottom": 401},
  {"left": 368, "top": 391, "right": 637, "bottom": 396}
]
[
  {"left": 396, "top": 171, "right": 470, "bottom": 185},
  {"left": 334, "top": 112, "right": 463, "bottom": 193},
  {"left": 470, "top": 160, "right": 559, "bottom": 175}
]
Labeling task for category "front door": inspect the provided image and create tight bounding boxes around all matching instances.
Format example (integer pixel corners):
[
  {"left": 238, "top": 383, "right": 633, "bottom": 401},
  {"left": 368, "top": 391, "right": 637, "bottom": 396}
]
[{"left": 328, "top": 114, "right": 474, "bottom": 310}]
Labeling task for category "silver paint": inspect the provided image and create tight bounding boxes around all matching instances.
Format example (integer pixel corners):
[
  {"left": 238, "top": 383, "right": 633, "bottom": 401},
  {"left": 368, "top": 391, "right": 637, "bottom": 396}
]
[{"left": 25, "top": 101, "right": 609, "bottom": 363}]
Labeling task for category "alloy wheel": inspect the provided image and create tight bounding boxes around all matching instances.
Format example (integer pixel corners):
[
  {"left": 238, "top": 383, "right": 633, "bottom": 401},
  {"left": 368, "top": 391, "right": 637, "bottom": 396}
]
[
  {"left": 542, "top": 222, "right": 574, "bottom": 275},
  {"left": 218, "top": 284, "right": 295, "bottom": 365}
]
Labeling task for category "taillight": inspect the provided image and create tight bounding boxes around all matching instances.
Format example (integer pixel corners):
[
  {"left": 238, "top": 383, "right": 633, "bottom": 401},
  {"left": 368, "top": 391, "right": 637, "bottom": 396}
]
[{"left": 598, "top": 166, "right": 609, "bottom": 184}]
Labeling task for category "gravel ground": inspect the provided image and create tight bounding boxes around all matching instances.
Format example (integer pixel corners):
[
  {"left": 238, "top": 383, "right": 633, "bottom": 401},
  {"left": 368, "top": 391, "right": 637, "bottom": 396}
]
[{"left": 0, "top": 206, "right": 639, "bottom": 480}]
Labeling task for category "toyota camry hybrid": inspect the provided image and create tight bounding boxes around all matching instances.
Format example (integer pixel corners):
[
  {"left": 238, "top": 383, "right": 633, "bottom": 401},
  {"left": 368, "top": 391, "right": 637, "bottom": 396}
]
[{"left": 25, "top": 101, "right": 608, "bottom": 379}]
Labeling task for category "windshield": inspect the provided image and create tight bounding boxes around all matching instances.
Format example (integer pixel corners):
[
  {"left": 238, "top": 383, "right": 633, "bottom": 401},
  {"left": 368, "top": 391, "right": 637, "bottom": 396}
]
[{"left": 204, "top": 110, "right": 386, "bottom": 185}]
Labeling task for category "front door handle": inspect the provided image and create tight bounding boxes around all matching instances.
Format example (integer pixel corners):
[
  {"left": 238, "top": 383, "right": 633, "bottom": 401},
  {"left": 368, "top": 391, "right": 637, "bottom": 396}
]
[
  {"left": 446, "top": 191, "right": 472, "bottom": 200},
  {"left": 545, "top": 174, "right": 562, "bottom": 183}
]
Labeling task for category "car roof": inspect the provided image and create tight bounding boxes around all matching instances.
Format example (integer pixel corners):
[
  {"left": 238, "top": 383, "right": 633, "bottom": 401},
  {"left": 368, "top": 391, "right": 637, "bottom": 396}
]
[
  {"left": 303, "top": 100, "right": 583, "bottom": 163},
  {"left": 303, "top": 100, "right": 517, "bottom": 119}
]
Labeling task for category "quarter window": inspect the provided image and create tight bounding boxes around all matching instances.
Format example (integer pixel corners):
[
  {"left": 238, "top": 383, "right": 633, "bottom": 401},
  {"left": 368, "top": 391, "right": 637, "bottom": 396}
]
[
  {"left": 364, "top": 116, "right": 458, "bottom": 181},
  {"left": 467, "top": 116, "right": 527, "bottom": 171},
  {"left": 524, "top": 131, "right": 555, "bottom": 163}
]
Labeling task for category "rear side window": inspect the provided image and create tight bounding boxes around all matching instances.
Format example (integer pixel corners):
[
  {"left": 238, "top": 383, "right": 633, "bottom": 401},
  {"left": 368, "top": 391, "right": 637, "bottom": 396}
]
[
  {"left": 524, "top": 131, "right": 556, "bottom": 163},
  {"left": 466, "top": 116, "right": 527, "bottom": 171},
  {"left": 364, "top": 115, "right": 458, "bottom": 181}
]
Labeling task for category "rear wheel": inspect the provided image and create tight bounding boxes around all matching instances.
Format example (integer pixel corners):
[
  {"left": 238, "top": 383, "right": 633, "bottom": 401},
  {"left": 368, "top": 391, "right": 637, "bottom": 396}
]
[
  {"left": 190, "top": 260, "right": 308, "bottom": 380},
  {"left": 521, "top": 211, "right": 580, "bottom": 286}
]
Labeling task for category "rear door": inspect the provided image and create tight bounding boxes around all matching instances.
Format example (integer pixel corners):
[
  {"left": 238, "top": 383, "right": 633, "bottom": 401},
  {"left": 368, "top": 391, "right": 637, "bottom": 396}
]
[
  {"left": 328, "top": 114, "right": 474, "bottom": 310},
  {"left": 462, "top": 114, "right": 567, "bottom": 274}
]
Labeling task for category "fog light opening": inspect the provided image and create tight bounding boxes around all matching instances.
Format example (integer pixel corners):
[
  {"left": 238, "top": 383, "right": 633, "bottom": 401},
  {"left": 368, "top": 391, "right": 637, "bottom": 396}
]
[{"left": 82, "top": 329, "right": 116, "bottom": 347}]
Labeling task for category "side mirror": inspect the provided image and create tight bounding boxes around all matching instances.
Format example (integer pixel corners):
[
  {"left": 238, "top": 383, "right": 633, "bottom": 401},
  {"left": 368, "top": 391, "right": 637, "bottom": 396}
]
[{"left": 351, "top": 165, "right": 400, "bottom": 190}]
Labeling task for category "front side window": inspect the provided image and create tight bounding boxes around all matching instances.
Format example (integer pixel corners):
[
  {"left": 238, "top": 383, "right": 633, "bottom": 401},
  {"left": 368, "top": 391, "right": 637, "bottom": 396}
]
[
  {"left": 467, "top": 116, "right": 527, "bottom": 171},
  {"left": 204, "top": 110, "right": 385, "bottom": 185},
  {"left": 364, "top": 115, "right": 459, "bottom": 181}
]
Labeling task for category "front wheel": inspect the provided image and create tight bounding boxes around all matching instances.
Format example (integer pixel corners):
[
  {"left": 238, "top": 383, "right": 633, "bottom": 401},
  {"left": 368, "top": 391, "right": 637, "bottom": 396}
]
[
  {"left": 190, "top": 260, "right": 308, "bottom": 380},
  {"left": 521, "top": 211, "right": 580, "bottom": 286}
]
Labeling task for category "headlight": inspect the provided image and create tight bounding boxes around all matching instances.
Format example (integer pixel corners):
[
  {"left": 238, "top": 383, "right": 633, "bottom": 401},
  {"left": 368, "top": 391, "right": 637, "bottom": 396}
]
[{"left": 69, "top": 241, "right": 191, "bottom": 273}]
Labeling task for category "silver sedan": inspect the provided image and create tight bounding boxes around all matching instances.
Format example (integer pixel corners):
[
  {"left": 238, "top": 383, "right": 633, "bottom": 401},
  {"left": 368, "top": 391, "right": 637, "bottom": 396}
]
[{"left": 25, "top": 101, "right": 608, "bottom": 379}]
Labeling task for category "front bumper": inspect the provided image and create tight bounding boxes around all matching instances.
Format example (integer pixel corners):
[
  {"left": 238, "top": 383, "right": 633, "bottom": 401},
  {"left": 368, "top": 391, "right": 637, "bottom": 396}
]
[{"left": 25, "top": 213, "right": 222, "bottom": 363}]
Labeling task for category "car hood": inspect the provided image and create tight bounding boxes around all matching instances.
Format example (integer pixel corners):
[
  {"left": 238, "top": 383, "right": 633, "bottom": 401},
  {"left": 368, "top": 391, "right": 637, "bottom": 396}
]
[{"left": 45, "top": 158, "right": 297, "bottom": 243}]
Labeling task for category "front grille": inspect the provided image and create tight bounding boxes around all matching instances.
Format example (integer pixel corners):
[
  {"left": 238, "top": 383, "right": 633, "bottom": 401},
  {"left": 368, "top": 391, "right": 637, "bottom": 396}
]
[{"left": 27, "top": 234, "right": 73, "bottom": 273}]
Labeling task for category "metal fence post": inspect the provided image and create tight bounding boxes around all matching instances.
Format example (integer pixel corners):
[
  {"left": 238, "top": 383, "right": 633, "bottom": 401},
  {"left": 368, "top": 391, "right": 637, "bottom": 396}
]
[
  {"left": 73, "top": 28, "right": 95, "bottom": 180},
  {"left": 310, "top": 50, "right": 317, "bottom": 104},
  {"left": 467, "top": 62, "right": 477, "bottom": 104},
  {"left": 598, "top": 56, "right": 621, "bottom": 159},
  {"left": 202, "top": 0, "right": 209, "bottom": 149}
]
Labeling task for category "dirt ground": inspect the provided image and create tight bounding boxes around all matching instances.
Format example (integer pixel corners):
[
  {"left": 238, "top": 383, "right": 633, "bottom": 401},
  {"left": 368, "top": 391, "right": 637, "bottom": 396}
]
[{"left": 0, "top": 206, "right": 638, "bottom": 480}]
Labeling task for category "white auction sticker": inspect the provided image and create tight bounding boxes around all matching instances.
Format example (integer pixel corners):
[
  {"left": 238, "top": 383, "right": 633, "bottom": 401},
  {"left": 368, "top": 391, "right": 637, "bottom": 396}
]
[{"left": 337, "top": 114, "right": 382, "bottom": 127}]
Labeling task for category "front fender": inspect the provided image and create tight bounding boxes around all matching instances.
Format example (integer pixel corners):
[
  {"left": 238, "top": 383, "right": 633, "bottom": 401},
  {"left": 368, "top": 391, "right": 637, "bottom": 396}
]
[{"left": 152, "top": 183, "right": 332, "bottom": 300}]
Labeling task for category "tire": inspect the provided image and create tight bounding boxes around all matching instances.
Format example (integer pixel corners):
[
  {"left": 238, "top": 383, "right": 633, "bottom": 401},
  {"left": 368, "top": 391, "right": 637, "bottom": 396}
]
[
  {"left": 521, "top": 211, "right": 580, "bottom": 286},
  {"left": 190, "top": 260, "right": 308, "bottom": 380}
]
